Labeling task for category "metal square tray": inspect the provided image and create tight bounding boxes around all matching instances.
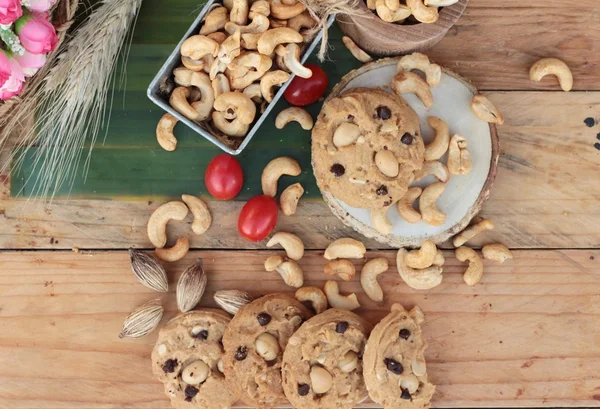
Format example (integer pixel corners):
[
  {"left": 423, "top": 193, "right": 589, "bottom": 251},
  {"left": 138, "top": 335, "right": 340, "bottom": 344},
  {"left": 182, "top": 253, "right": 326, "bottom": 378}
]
[{"left": 147, "top": 0, "right": 334, "bottom": 155}]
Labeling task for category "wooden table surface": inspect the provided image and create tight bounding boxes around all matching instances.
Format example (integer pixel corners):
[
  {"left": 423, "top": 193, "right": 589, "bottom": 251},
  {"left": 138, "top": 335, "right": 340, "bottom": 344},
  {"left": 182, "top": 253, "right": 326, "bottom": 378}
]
[{"left": 1, "top": 0, "right": 599, "bottom": 408}]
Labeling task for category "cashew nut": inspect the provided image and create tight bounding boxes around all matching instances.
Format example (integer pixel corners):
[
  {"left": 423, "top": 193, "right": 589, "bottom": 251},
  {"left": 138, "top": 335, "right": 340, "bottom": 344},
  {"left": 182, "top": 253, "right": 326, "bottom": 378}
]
[
  {"left": 243, "top": 83, "right": 263, "bottom": 103},
  {"left": 270, "top": 0, "right": 306, "bottom": 20},
  {"left": 280, "top": 182, "right": 304, "bottom": 216},
  {"left": 190, "top": 71, "right": 215, "bottom": 121},
  {"left": 155, "top": 236, "right": 190, "bottom": 262},
  {"left": 324, "top": 238, "right": 366, "bottom": 260},
  {"left": 332, "top": 122, "right": 361, "bottom": 148},
  {"left": 413, "top": 160, "right": 450, "bottom": 183},
  {"left": 324, "top": 281, "right": 360, "bottom": 310},
  {"left": 406, "top": 0, "right": 439, "bottom": 23},
  {"left": 225, "top": 14, "right": 270, "bottom": 35},
  {"left": 276, "top": 259, "right": 304, "bottom": 288},
  {"left": 404, "top": 240, "right": 437, "bottom": 269},
  {"left": 181, "top": 35, "right": 219, "bottom": 60},
  {"left": 375, "top": 0, "right": 411, "bottom": 23},
  {"left": 310, "top": 365, "right": 333, "bottom": 394},
  {"left": 269, "top": 18, "right": 288, "bottom": 28},
  {"left": 275, "top": 43, "right": 312, "bottom": 78},
  {"left": 217, "top": 30, "right": 242, "bottom": 64},
  {"left": 227, "top": 52, "right": 272, "bottom": 89},
  {"left": 230, "top": 0, "right": 249, "bottom": 25},
  {"left": 212, "top": 73, "right": 231, "bottom": 98},
  {"left": 212, "top": 91, "right": 256, "bottom": 137},
  {"left": 375, "top": 150, "right": 399, "bottom": 178},
  {"left": 448, "top": 134, "right": 472, "bottom": 175},
  {"left": 170, "top": 87, "right": 202, "bottom": 121},
  {"left": 424, "top": 0, "right": 458, "bottom": 5},
  {"left": 295, "top": 286, "right": 328, "bottom": 314},
  {"left": 181, "top": 194, "right": 211, "bottom": 235},
  {"left": 200, "top": 6, "right": 228, "bottom": 35},
  {"left": 288, "top": 11, "right": 317, "bottom": 37},
  {"left": 338, "top": 351, "right": 359, "bottom": 373},
  {"left": 424, "top": 116, "right": 450, "bottom": 161},
  {"left": 482, "top": 243, "right": 513, "bottom": 263},
  {"left": 249, "top": 0, "right": 270, "bottom": 19},
  {"left": 181, "top": 56, "right": 205, "bottom": 72},
  {"left": 265, "top": 255, "right": 284, "bottom": 271},
  {"left": 241, "top": 32, "right": 262, "bottom": 50},
  {"left": 267, "top": 232, "right": 304, "bottom": 260},
  {"left": 342, "top": 36, "right": 372, "bottom": 63},
  {"left": 207, "top": 32, "right": 228, "bottom": 44},
  {"left": 529, "top": 57, "right": 573, "bottom": 92},
  {"left": 147, "top": 201, "right": 189, "bottom": 248},
  {"left": 324, "top": 259, "right": 356, "bottom": 281},
  {"left": 397, "top": 52, "right": 442, "bottom": 87},
  {"left": 181, "top": 360, "right": 209, "bottom": 385},
  {"left": 209, "top": 57, "right": 227, "bottom": 80},
  {"left": 371, "top": 205, "right": 393, "bottom": 235},
  {"left": 419, "top": 182, "right": 446, "bottom": 226},
  {"left": 453, "top": 218, "right": 494, "bottom": 247},
  {"left": 261, "top": 156, "right": 301, "bottom": 197},
  {"left": 173, "top": 66, "right": 194, "bottom": 86},
  {"left": 275, "top": 107, "right": 313, "bottom": 130},
  {"left": 255, "top": 332, "right": 280, "bottom": 361},
  {"left": 156, "top": 113, "right": 178, "bottom": 152},
  {"left": 455, "top": 246, "right": 484, "bottom": 286},
  {"left": 360, "top": 257, "right": 389, "bottom": 302},
  {"left": 396, "top": 248, "right": 443, "bottom": 290},
  {"left": 260, "top": 70, "right": 291, "bottom": 103},
  {"left": 470, "top": 94, "right": 504, "bottom": 125},
  {"left": 257, "top": 27, "right": 303, "bottom": 55},
  {"left": 391, "top": 71, "right": 434, "bottom": 108},
  {"left": 397, "top": 187, "right": 422, "bottom": 223}
]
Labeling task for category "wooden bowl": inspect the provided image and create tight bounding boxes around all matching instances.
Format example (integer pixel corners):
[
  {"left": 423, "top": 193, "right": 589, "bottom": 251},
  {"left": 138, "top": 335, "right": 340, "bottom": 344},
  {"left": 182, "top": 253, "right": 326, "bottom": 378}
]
[
  {"left": 337, "top": 0, "right": 469, "bottom": 56},
  {"left": 312, "top": 58, "right": 499, "bottom": 247}
]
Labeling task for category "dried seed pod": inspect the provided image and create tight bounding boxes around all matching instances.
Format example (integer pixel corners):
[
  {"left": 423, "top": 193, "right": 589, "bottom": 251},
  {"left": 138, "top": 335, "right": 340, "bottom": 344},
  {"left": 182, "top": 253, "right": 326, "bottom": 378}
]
[
  {"left": 128, "top": 249, "right": 169, "bottom": 292},
  {"left": 214, "top": 290, "right": 253, "bottom": 315},
  {"left": 177, "top": 259, "right": 208, "bottom": 313},
  {"left": 119, "top": 298, "right": 163, "bottom": 339}
]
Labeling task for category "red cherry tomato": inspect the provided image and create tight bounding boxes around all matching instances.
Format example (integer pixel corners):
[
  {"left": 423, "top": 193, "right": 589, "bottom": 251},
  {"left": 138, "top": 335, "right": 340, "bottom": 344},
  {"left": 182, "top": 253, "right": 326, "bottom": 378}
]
[
  {"left": 205, "top": 154, "right": 244, "bottom": 200},
  {"left": 284, "top": 64, "right": 328, "bottom": 106},
  {"left": 238, "top": 195, "right": 279, "bottom": 242}
]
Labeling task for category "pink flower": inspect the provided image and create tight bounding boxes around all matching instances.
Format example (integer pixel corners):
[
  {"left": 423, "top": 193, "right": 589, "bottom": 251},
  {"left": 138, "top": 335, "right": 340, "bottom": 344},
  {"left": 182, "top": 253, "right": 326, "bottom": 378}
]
[
  {"left": 15, "top": 13, "right": 58, "bottom": 54},
  {"left": 25, "top": 0, "right": 58, "bottom": 13},
  {"left": 0, "top": 0, "right": 22, "bottom": 25},
  {"left": 14, "top": 49, "right": 46, "bottom": 76},
  {"left": 0, "top": 55, "right": 25, "bottom": 100},
  {"left": 0, "top": 51, "right": 11, "bottom": 90}
]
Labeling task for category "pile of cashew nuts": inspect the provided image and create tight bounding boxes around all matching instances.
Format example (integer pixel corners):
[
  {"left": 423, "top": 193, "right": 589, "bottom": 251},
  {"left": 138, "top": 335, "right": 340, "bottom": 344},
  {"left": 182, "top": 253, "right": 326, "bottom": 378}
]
[
  {"left": 157, "top": 0, "right": 318, "bottom": 149},
  {"left": 366, "top": 0, "right": 460, "bottom": 26}
]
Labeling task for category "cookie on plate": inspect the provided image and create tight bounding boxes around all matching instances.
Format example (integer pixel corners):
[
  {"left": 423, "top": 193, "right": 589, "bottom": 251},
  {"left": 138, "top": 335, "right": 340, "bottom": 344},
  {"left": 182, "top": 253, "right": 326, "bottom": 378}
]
[
  {"left": 312, "top": 87, "right": 424, "bottom": 209},
  {"left": 151, "top": 309, "right": 238, "bottom": 409},
  {"left": 363, "top": 304, "right": 435, "bottom": 409},
  {"left": 281, "top": 308, "right": 372, "bottom": 409},
  {"left": 222, "top": 293, "right": 313, "bottom": 408}
]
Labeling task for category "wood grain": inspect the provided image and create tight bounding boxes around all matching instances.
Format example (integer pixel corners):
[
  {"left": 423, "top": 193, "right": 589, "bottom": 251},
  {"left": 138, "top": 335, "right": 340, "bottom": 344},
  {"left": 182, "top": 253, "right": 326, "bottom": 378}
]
[
  {"left": 1, "top": 92, "right": 599, "bottom": 250},
  {"left": 0, "top": 249, "right": 598, "bottom": 408}
]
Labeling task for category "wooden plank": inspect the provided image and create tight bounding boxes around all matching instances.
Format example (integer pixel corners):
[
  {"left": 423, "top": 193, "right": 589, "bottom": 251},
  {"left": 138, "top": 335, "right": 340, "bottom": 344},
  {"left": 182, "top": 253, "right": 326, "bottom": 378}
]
[
  {"left": 0, "top": 249, "right": 598, "bottom": 408},
  {"left": 1, "top": 91, "right": 599, "bottom": 249}
]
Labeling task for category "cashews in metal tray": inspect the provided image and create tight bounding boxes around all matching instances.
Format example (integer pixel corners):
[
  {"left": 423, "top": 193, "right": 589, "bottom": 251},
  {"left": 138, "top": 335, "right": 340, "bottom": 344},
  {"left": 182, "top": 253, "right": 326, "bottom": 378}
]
[
  {"left": 396, "top": 248, "right": 443, "bottom": 290},
  {"left": 324, "top": 259, "right": 356, "bottom": 281},
  {"left": 453, "top": 218, "right": 494, "bottom": 247},
  {"left": 404, "top": 240, "right": 437, "bottom": 269},
  {"left": 261, "top": 156, "right": 301, "bottom": 197},
  {"left": 257, "top": 27, "right": 303, "bottom": 55},
  {"left": 324, "top": 280, "right": 361, "bottom": 310},
  {"left": 170, "top": 87, "right": 202, "bottom": 121},
  {"left": 275, "top": 107, "right": 313, "bottom": 130},
  {"left": 471, "top": 94, "right": 504, "bottom": 125},
  {"left": 447, "top": 134, "right": 472, "bottom": 175},
  {"left": 397, "top": 187, "right": 422, "bottom": 223},
  {"left": 267, "top": 232, "right": 304, "bottom": 260},
  {"left": 275, "top": 43, "right": 312, "bottom": 78},
  {"left": 147, "top": 201, "right": 189, "bottom": 248},
  {"left": 181, "top": 194, "right": 212, "bottom": 235},
  {"left": 455, "top": 246, "right": 484, "bottom": 286},
  {"left": 360, "top": 257, "right": 389, "bottom": 302},
  {"left": 391, "top": 71, "right": 434, "bottom": 108},
  {"left": 270, "top": 0, "right": 306, "bottom": 20},
  {"left": 181, "top": 35, "right": 219, "bottom": 60},
  {"left": 156, "top": 113, "right": 178, "bottom": 152},
  {"left": 280, "top": 182, "right": 304, "bottom": 216},
  {"left": 190, "top": 71, "right": 215, "bottom": 121},
  {"left": 212, "top": 91, "right": 256, "bottom": 137},
  {"left": 424, "top": 116, "right": 450, "bottom": 161},
  {"left": 482, "top": 243, "right": 513, "bottom": 263},
  {"left": 419, "top": 182, "right": 447, "bottom": 226},
  {"left": 324, "top": 238, "right": 366, "bottom": 260},
  {"left": 260, "top": 70, "right": 291, "bottom": 103},
  {"left": 200, "top": 6, "right": 228, "bottom": 35},
  {"left": 342, "top": 36, "right": 373, "bottom": 63},
  {"left": 276, "top": 259, "right": 304, "bottom": 288},
  {"left": 155, "top": 236, "right": 190, "bottom": 262},
  {"left": 529, "top": 57, "right": 573, "bottom": 92},
  {"left": 295, "top": 286, "right": 328, "bottom": 314},
  {"left": 397, "top": 52, "right": 442, "bottom": 87}
]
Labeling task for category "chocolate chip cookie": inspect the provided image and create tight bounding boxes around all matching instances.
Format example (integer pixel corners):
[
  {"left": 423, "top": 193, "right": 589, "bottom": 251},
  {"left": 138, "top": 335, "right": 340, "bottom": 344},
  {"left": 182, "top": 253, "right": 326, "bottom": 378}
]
[
  {"left": 363, "top": 304, "right": 435, "bottom": 409},
  {"left": 222, "top": 293, "right": 313, "bottom": 408},
  {"left": 281, "top": 308, "right": 372, "bottom": 409},
  {"left": 312, "top": 87, "right": 424, "bottom": 209},
  {"left": 151, "top": 309, "right": 238, "bottom": 409}
]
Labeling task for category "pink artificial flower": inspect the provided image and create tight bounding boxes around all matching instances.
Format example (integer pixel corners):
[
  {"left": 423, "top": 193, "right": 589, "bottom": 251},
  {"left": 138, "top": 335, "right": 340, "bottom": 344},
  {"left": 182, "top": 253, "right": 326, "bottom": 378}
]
[
  {"left": 15, "top": 13, "right": 58, "bottom": 54},
  {"left": 25, "top": 0, "right": 58, "bottom": 13},
  {"left": 0, "top": 56, "right": 25, "bottom": 100},
  {"left": 14, "top": 49, "right": 46, "bottom": 76},
  {"left": 0, "top": 0, "right": 22, "bottom": 25},
  {"left": 0, "top": 51, "right": 10, "bottom": 90}
]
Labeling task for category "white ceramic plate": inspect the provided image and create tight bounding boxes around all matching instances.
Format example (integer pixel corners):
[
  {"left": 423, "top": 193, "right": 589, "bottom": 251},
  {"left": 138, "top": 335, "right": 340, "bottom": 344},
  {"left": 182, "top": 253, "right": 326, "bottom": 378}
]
[{"left": 318, "top": 59, "right": 499, "bottom": 247}]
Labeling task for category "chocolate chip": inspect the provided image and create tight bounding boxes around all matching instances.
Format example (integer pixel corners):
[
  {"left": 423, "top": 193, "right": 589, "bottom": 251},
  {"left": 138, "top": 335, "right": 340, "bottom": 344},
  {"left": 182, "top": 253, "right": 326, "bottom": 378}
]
[
  {"left": 584, "top": 117, "right": 596, "bottom": 127},
  {"left": 383, "top": 200, "right": 392, "bottom": 207},
  {"left": 336, "top": 321, "right": 349, "bottom": 333},
  {"left": 401, "top": 389, "right": 412, "bottom": 400},
  {"left": 193, "top": 329, "right": 208, "bottom": 340},
  {"left": 266, "top": 359, "right": 278, "bottom": 367},
  {"left": 384, "top": 358, "right": 403, "bottom": 375},
  {"left": 330, "top": 163, "right": 345, "bottom": 177},
  {"left": 235, "top": 346, "right": 248, "bottom": 361},
  {"left": 376, "top": 185, "right": 388, "bottom": 196},
  {"left": 347, "top": 114, "right": 355, "bottom": 121},
  {"left": 376, "top": 105, "right": 391, "bottom": 120},
  {"left": 298, "top": 383, "right": 310, "bottom": 396},
  {"left": 399, "top": 329, "right": 411, "bottom": 339},
  {"left": 401, "top": 133, "right": 413, "bottom": 145},
  {"left": 257, "top": 312, "right": 272, "bottom": 326},
  {"left": 184, "top": 385, "right": 199, "bottom": 402},
  {"left": 162, "top": 359, "right": 178, "bottom": 373},
  {"left": 301, "top": 300, "right": 316, "bottom": 314}
]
